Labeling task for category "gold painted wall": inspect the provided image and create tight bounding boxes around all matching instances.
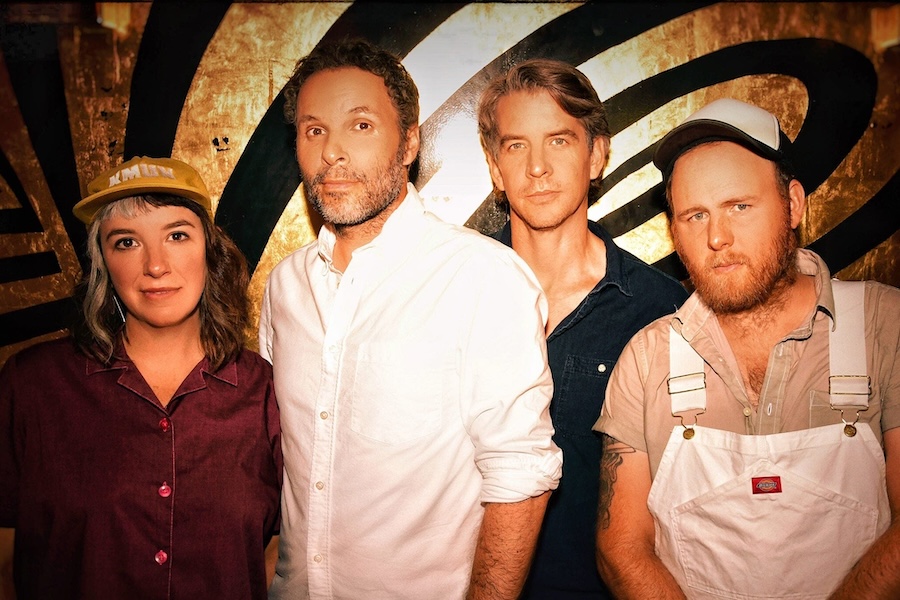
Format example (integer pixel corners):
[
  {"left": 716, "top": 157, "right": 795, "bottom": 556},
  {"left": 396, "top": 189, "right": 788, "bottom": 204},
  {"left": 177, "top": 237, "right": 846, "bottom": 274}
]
[{"left": 0, "top": 2, "right": 898, "bottom": 366}]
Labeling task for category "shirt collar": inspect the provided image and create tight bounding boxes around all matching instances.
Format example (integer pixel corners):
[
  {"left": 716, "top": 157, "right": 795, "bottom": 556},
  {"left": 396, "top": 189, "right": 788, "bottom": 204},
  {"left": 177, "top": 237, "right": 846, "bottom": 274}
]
[
  {"left": 800, "top": 248, "right": 836, "bottom": 330},
  {"left": 497, "top": 219, "right": 631, "bottom": 298},
  {"left": 84, "top": 337, "right": 239, "bottom": 388},
  {"left": 316, "top": 183, "right": 426, "bottom": 269},
  {"left": 587, "top": 219, "right": 631, "bottom": 297},
  {"left": 497, "top": 218, "right": 632, "bottom": 340}
]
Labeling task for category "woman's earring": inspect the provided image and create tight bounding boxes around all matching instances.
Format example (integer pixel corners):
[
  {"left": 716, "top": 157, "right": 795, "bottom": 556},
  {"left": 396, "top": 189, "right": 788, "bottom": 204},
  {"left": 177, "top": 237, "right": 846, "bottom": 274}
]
[{"left": 113, "top": 295, "right": 126, "bottom": 324}]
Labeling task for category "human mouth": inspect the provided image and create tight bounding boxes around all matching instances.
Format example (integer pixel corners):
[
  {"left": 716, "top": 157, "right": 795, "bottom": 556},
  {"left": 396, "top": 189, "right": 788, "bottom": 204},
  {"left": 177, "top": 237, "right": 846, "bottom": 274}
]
[
  {"left": 710, "top": 258, "right": 744, "bottom": 274},
  {"left": 526, "top": 189, "right": 558, "bottom": 200},
  {"left": 142, "top": 287, "right": 179, "bottom": 298},
  {"left": 321, "top": 179, "right": 357, "bottom": 190}
]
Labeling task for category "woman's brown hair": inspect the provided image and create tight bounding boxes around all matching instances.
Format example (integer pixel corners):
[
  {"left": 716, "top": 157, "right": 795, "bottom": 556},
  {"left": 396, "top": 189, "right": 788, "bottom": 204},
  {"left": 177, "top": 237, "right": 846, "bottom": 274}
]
[{"left": 72, "top": 194, "right": 250, "bottom": 371}]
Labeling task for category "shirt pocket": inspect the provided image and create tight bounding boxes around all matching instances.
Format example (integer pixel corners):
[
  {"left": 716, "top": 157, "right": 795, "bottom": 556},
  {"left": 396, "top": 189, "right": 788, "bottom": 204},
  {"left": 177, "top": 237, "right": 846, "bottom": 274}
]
[
  {"left": 553, "top": 355, "right": 611, "bottom": 437},
  {"left": 347, "top": 341, "right": 455, "bottom": 445}
]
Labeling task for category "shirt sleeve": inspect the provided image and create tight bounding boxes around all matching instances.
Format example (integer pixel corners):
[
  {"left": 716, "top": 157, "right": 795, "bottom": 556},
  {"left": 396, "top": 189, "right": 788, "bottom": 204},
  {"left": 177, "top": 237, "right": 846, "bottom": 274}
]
[
  {"left": 594, "top": 328, "right": 652, "bottom": 453},
  {"left": 262, "top": 361, "right": 283, "bottom": 535},
  {"left": 871, "top": 281, "right": 900, "bottom": 433},
  {"left": 459, "top": 250, "right": 563, "bottom": 504},
  {"left": 0, "top": 355, "right": 21, "bottom": 527},
  {"left": 258, "top": 279, "right": 274, "bottom": 364}
]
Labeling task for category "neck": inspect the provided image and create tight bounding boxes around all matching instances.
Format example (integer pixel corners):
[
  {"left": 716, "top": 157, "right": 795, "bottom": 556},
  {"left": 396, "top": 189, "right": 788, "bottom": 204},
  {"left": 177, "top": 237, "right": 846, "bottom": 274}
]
[
  {"left": 510, "top": 213, "right": 607, "bottom": 335},
  {"left": 331, "top": 186, "right": 408, "bottom": 273},
  {"left": 510, "top": 216, "right": 605, "bottom": 295},
  {"left": 123, "top": 313, "right": 204, "bottom": 364}
]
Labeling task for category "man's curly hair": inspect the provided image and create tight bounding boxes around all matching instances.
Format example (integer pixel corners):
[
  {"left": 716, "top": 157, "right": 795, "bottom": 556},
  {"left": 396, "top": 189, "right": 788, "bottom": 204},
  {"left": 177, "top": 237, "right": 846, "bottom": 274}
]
[{"left": 283, "top": 39, "right": 419, "bottom": 138}]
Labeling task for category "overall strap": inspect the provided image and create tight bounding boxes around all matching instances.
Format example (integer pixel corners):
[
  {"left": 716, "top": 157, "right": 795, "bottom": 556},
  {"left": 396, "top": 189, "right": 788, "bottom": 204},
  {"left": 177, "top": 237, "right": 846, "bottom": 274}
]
[
  {"left": 668, "top": 325, "right": 707, "bottom": 415},
  {"left": 829, "top": 280, "right": 870, "bottom": 409}
]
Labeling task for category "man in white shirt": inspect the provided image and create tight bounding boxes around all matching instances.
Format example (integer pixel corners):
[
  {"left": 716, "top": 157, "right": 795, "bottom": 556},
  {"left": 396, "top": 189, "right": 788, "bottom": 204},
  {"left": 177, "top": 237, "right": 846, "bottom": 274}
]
[{"left": 259, "top": 39, "right": 563, "bottom": 600}]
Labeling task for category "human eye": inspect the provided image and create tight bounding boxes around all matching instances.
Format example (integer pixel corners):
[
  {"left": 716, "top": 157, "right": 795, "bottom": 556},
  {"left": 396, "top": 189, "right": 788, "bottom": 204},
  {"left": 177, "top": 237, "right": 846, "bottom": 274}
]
[
  {"left": 550, "top": 137, "right": 567, "bottom": 146},
  {"left": 305, "top": 125, "right": 325, "bottom": 138},
  {"left": 686, "top": 211, "right": 707, "bottom": 223},
  {"left": 354, "top": 121, "right": 373, "bottom": 132},
  {"left": 169, "top": 231, "right": 191, "bottom": 242},
  {"left": 113, "top": 237, "right": 137, "bottom": 250},
  {"left": 505, "top": 141, "right": 525, "bottom": 152},
  {"left": 733, "top": 203, "right": 750, "bottom": 212}
]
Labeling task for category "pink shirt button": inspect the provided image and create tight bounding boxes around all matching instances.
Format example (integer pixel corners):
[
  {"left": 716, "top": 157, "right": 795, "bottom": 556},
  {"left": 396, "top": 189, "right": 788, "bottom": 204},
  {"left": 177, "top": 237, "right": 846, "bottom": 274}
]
[
  {"left": 155, "top": 550, "right": 168, "bottom": 565},
  {"left": 159, "top": 418, "right": 170, "bottom": 432},
  {"left": 158, "top": 482, "right": 172, "bottom": 498}
]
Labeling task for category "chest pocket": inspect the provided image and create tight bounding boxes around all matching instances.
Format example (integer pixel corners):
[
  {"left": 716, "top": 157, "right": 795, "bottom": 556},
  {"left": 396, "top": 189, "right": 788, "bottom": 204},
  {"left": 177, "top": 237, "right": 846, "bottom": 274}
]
[
  {"left": 553, "top": 355, "right": 611, "bottom": 437},
  {"left": 347, "top": 341, "right": 455, "bottom": 445}
]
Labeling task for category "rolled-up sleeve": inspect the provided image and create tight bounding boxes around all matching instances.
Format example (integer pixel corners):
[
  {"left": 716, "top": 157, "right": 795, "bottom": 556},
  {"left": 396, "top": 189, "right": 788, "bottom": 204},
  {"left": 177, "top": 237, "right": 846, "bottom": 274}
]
[{"left": 460, "top": 250, "right": 563, "bottom": 503}]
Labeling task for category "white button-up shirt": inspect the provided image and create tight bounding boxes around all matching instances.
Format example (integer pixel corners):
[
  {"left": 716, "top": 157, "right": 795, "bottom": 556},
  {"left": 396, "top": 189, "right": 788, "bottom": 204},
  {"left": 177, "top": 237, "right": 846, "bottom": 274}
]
[{"left": 260, "top": 185, "right": 562, "bottom": 600}]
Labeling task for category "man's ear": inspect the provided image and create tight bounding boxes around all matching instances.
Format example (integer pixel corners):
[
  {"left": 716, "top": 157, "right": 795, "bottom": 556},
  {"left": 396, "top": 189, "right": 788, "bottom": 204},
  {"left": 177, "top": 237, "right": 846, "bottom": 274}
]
[
  {"left": 788, "top": 178, "right": 807, "bottom": 229},
  {"left": 485, "top": 150, "right": 506, "bottom": 192},
  {"left": 590, "top": 136, "right": 609, "bottom": 180},
  {"left": 402, "top": 125, "right": 420, "bottom": 167}
]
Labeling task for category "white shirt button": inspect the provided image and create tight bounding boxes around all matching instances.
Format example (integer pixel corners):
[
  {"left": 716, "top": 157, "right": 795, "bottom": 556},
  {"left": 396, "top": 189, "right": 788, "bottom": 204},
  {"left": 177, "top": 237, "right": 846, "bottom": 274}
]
[
  {"left": 320, "top": 411, "right": 329, "bottom": 420},
  {"left": 743, "top": 407, "right": 752, "bottom": 417},
  {"left": 315, "top": 481, "right": 325, "bottom": 490},
  {"left": 597, "top": 364, "right": 607, "bottom": 373},
  {"left": 313, "top": 554, "right": 323, "bottom": 563}
]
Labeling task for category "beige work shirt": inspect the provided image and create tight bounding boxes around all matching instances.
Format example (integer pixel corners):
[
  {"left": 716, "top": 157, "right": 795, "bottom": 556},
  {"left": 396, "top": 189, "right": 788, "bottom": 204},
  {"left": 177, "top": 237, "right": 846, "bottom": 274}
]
[{"left": 596, "top": 249, "right": 900, "bottom": 479}]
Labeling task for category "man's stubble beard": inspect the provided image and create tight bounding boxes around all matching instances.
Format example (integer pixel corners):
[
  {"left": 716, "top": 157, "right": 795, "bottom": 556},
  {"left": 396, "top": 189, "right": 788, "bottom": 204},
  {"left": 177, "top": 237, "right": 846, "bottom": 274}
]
[{"left": 303, "top": 144, "right": 408, "bottom": 230}]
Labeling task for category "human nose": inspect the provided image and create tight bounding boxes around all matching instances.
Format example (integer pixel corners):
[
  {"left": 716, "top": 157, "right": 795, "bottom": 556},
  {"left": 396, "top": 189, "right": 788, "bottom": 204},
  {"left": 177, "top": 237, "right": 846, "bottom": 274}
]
[
  {"left": 143, "top": 243, "right": 170, "bottom": 278},
  {"left": 322, "top": 133, "right": 347, "bottom": 166},
  {"left": 707, "top": 214, "right": 733, "bottom": 251},
  {"left": 528, "top": 147, "right": 550, "bottom": 178}
]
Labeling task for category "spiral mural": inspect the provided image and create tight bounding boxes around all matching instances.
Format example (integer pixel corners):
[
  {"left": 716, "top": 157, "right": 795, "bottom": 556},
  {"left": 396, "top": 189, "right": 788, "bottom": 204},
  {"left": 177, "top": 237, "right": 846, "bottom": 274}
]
[{"left": 0, "top": 2, "right": 898, "bottom": 366}]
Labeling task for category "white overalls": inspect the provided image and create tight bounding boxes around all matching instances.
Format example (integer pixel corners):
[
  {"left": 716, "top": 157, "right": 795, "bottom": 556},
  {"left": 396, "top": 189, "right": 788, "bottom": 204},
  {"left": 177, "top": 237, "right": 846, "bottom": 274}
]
[{"left": 648, "top": 281, "right": 891, "bottom": 599}]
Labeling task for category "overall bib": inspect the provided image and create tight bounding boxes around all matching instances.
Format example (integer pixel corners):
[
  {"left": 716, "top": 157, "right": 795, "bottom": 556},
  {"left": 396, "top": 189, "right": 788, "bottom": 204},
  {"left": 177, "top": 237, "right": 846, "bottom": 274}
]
[{"left": 647, "top": 281, "right": 890, "bottom": 599}]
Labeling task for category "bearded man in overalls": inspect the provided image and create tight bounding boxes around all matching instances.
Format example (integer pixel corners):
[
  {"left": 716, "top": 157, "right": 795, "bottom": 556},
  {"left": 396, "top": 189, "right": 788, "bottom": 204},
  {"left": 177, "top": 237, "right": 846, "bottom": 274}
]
[{"left": 593, "top": 98, "right": 900, "bottom": 599}]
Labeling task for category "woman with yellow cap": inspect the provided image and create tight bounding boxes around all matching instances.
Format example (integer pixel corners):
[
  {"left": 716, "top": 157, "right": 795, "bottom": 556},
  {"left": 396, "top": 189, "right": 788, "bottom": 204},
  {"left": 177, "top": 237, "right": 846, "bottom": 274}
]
[{"left": 0, "top": 157, "right": 282, "bottom": 599}]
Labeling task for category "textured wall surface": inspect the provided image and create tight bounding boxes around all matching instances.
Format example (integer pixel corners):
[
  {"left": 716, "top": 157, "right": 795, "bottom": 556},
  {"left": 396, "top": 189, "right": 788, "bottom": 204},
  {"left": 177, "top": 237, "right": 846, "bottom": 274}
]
[{"left": 0, "top": 2, "right": 897, "bottom": 365}]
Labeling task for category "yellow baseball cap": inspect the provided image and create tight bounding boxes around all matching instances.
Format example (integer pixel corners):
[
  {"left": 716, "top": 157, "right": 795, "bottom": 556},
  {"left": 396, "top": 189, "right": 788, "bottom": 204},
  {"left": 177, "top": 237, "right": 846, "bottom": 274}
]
[{"left": 73, "top": 156, "right": 212, "bottom": 224}]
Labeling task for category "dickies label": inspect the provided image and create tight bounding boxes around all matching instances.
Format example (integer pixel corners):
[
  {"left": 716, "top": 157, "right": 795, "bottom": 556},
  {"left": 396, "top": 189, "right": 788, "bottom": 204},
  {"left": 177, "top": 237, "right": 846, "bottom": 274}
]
[{"left": 752, "top": 476, "right": 782, "bottom": 494}]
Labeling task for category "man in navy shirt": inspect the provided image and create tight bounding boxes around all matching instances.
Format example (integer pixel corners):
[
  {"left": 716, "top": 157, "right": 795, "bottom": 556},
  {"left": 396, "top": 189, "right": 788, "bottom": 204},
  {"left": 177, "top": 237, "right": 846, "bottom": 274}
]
[{"left": 477, "top": 59, "right": 688, "bottom": 599}]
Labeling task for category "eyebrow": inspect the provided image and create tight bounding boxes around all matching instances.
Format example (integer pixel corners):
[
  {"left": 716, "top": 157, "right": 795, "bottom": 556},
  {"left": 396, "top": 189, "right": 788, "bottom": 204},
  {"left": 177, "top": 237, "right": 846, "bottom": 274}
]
[
  {"left": 498, "top": 128, "right": 580, "bottom": 146},
  {"left": 103, "top": 220, "right": 196, "bottom": 241},
  {"left": 164, "top": 219, "right": 197, "bottom": 229},
  {"left": 547, "top": 128, "right": 579, "bottom": 139},
  {"left": 675, "top": 196, "right": 757, "bottom": 219},
  {"left": 297, "top": 106, "right": 374, "bottom": 125},
  {"left": 105, "top": 228, "right": 135, "bottom": 241}
]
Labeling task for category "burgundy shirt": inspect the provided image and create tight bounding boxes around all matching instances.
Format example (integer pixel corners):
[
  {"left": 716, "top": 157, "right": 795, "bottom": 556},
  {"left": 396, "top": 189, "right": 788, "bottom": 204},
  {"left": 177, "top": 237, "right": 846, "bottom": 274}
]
[{"left": 0, "top": 337, "right": 282, "bottom": 599}]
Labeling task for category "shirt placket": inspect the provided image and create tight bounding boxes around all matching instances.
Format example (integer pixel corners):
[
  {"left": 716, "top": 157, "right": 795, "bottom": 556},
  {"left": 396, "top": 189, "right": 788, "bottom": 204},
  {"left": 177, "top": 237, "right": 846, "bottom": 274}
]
[
  {"left": 146, "top": 408, "right": 176, "bottom": 599},
  {"left": 116, "top": 369, "right": 178, "bottom": 597},
  {"left": 307, "top": 258, "right": 368, "bottom": 599},
  {"left": 756, "top": 339, "right": 792, "bottom": 433}
]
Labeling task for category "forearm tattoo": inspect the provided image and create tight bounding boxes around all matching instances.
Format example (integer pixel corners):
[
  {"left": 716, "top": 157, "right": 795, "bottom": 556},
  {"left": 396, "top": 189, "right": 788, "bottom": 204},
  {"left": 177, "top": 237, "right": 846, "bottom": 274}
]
[{"left": 598, "top": 434, "right": 635, "bottom": 531}]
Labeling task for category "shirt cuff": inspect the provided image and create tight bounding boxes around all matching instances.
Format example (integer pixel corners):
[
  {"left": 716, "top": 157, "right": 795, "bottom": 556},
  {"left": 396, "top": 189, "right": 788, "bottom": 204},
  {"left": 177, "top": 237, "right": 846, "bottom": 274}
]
[{"left": 478, "top": 451, "right": 563, "bottom": 503}]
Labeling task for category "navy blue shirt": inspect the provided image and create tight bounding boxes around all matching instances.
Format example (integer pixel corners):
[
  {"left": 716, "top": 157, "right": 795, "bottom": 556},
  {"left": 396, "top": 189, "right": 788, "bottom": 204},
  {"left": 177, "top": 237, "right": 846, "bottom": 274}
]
[{"left": 498, "top": 220, "right": 688, "bottom": 599}]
